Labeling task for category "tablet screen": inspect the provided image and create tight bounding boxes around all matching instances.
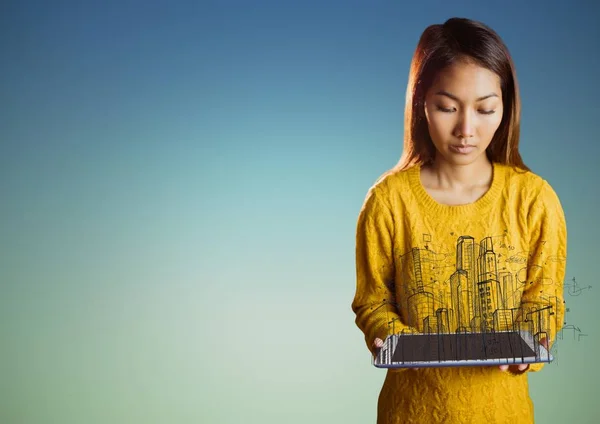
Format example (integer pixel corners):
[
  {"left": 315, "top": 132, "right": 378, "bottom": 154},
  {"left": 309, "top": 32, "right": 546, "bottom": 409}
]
[{"left": 389, "top": 331, "right": 536, "bottom": 363}]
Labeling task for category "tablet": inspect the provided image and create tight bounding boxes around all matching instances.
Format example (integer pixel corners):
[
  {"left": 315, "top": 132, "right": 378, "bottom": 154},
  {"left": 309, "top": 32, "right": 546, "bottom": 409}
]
[{"left": 373, "top": 330, "right": 553, "bottom": 368}]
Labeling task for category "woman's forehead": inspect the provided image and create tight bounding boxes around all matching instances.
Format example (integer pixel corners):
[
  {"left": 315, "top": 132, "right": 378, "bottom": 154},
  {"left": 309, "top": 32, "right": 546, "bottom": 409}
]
[{"left": 429, "top": 61, "right": 502, "bottom": 99}]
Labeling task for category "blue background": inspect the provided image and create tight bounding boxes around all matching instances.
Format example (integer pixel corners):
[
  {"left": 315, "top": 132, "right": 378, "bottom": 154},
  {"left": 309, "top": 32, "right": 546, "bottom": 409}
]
[{"left": 1, "top": 0, "right": 598, "bottom": 422}]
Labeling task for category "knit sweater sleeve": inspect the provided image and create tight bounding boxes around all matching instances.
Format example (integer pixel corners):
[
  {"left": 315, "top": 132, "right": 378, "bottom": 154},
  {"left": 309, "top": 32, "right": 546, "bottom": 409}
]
[
  {"left": 518, "top": 180, "right": 567, "bottom": 373},
  {"left": 352, "top": 185, "right": 416, "bottom": 357}
]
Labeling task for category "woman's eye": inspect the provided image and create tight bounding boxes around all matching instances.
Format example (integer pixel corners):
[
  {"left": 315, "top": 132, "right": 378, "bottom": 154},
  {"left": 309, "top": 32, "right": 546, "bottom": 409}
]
[{"left": 435, "top": 105, "right": 496, "bottom": 115}]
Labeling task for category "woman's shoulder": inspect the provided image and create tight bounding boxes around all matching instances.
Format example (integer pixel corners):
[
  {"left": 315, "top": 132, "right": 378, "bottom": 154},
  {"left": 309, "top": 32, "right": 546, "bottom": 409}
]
[
  {"left": 500, "top": 163, "right": 547, "bottom": 190},
  {"left": 361, "top": 166, "right": 415, "bottom": 206},
  {"left": 371, "top": 165, "right": 414, "bottom": 193},
  {"left": 499, "top": 163, "right": 561, "bottom": 206}
]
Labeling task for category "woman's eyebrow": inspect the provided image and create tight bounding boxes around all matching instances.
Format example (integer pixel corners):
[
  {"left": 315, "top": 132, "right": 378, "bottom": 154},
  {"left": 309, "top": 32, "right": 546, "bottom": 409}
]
[{"left": 435, "top": 90, "right": 499, "bottom": 102}]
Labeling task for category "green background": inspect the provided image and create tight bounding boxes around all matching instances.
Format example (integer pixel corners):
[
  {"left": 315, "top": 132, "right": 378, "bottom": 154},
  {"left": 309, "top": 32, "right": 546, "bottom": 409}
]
[{"left": 1, "top": 0, "right": 597, "bottom": 422}]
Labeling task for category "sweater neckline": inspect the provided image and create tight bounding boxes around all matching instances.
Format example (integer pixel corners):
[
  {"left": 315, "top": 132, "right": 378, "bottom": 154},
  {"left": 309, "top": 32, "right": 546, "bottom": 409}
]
[{"left": 407, "top": 162, "right": 505, "bottom": 216}]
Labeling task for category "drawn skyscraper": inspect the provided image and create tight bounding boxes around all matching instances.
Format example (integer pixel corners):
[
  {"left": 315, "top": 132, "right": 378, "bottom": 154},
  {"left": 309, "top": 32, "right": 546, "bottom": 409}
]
[
  {"left": 450, "top": 269, "right": 469, "bottom": 332},
  {"left": 493, "top": 308, "right": 514, "bottom": 331},
  {"left": 477, "top": 237, "right": 502, "bottom": 332},
  {"left": 407, "top": 247, "right": 435, "bottom": 330},
  {"left": 498, "top": 271, "right": 514, "bottom": 309},
  {"left": 456, "top": 236, "right": 477, "bottom": 330},
  {"left": 478, "top": 237, "right": 498, "bottom": 282},
  {"left": 436, "top": 308, "right": 450, "bottom": 333}
]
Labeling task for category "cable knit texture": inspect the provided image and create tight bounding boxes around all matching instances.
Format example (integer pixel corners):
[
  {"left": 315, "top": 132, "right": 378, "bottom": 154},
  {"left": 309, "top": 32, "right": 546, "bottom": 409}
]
[{"left": 352, "top": 162, "right": 567, "bottom": 424}]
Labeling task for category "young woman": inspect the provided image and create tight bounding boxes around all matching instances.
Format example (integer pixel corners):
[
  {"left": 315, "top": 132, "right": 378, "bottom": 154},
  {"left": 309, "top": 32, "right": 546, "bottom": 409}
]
[{"left": 351, "top": 17, "right": 567, "bottom": 423}]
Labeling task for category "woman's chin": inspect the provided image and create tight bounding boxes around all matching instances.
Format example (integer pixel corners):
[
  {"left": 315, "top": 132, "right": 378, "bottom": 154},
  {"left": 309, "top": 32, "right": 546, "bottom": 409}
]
[{"left": 435, "top": 149, "right": 491, "bottom": 167}]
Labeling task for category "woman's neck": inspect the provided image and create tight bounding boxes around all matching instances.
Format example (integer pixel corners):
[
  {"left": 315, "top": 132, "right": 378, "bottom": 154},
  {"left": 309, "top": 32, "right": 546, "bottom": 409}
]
[{"left": 424, "top": 156, "right": 493, "bottom": 191}]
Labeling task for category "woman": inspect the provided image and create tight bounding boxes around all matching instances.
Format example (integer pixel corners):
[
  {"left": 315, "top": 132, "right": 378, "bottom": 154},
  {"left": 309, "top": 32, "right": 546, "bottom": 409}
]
[{"left": 351, "top": 17, "right": 567, "bottom": 423}]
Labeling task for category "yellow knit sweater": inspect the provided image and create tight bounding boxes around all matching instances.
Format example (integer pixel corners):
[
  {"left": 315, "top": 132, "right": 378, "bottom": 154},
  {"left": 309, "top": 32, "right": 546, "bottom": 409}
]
[{"left": 352, "top": 162, "right": 567, "bottom": 424}]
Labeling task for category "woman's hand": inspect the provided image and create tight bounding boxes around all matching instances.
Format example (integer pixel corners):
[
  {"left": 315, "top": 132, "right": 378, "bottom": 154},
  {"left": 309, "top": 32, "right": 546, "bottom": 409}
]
[
  {"left": 373, "top": 338, "right": 420, "bottom": 369},
  {"left": 498, "top": 363, "right": 529, "bottom": 372},
  {"left": 372, "top": 337, "right": 384, "bottom": 354}
]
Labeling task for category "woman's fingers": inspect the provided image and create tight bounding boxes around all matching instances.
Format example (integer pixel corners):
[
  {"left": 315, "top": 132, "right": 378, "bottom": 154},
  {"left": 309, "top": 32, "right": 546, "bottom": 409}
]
[
  {"left": 499, "top": 363, "right": 529, "bottom": 372},
  {"left": 372, "top": 338, "right": 384, "bottom": 357}
]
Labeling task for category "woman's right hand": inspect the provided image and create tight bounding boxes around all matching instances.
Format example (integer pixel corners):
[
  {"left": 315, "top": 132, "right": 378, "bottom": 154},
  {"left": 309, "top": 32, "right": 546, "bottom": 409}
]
[
  {"left": 372, "top": 337, "right": 384, "bottom": 354},
  {"left": 374, "top": 337, "right": 419, "bottom": 369}
]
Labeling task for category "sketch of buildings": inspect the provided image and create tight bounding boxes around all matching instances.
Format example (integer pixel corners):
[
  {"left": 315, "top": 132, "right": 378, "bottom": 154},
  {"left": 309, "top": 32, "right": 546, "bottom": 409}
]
[
  {"left": 371, "top": 233, "right": 567, "bottom": 347},
  {"left": 369, "top": 231, "right": 588, "bottom": 367}
]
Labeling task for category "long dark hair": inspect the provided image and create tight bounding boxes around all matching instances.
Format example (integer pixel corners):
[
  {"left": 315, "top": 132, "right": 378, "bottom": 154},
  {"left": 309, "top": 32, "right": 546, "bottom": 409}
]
[{"left": 395, "top": 17, "right": 529, "bottom": 172}]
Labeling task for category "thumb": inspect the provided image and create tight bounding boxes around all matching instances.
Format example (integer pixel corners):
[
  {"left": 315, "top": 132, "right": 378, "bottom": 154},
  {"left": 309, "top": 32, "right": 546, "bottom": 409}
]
[
  {"left": 372, "top": 338, "right": 384, "bottom": 356},
  {"left": 373, "top": 338, "right": 384, "bottom": 348}
]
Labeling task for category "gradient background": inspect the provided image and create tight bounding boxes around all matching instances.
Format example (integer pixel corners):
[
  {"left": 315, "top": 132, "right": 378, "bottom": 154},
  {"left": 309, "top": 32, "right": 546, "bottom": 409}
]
[{"left": 1, "top": 1, "right": 598, "bottom": 423}]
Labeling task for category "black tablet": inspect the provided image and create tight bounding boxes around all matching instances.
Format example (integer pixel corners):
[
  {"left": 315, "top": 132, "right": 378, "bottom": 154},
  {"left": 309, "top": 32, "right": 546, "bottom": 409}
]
[{"left": 373, "top": 330, "right": 553, "bottom": 368}]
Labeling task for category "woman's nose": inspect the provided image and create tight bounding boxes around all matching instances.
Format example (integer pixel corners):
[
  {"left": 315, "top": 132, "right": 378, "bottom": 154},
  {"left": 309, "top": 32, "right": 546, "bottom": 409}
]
[{"left": 455, "top": 111, "right": 475, "bottom": 139}]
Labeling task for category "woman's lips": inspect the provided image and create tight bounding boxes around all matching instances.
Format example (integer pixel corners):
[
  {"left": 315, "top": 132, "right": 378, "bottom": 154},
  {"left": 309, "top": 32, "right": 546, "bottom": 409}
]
[{"left": 449, "top": 145, "right": 476, "bottom": 154}]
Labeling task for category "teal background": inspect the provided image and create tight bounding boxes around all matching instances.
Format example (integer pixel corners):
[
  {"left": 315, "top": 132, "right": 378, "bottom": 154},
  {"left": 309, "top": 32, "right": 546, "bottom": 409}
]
[{"left": 1, "top": 0, "right": 598, "bottom": 422}]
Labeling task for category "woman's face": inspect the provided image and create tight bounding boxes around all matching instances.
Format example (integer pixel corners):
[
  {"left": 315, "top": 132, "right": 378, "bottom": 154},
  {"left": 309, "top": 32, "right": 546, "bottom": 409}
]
[{"left": 424, "top": 60, "right": 504, "bottom": 167}]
